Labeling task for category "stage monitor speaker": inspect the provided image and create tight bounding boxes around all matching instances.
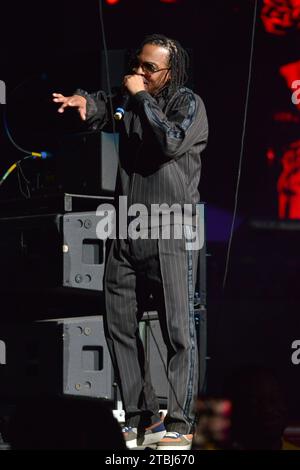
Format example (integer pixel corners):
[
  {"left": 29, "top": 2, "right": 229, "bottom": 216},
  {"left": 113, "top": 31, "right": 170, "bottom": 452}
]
[
  {"left": 0, "top": 316, "right": 114, "bottom": 400},
  {"left": 0, "top": 211, "right": 108, "bottom": 292},
  {"left": 63, "top": 211, "right": 107, "bottom": 291},
  {"left": 57, "top": 131, "right": 119, "bottom": 196}
]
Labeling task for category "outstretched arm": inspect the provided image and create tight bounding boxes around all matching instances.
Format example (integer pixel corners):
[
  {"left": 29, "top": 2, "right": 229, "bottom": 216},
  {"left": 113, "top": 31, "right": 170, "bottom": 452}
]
[{"left": 52, "top": 89, "right": 110, "bottom": 130}]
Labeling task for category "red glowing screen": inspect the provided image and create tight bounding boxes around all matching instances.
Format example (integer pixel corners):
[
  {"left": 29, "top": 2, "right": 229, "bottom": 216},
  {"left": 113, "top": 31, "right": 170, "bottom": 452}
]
[
  {"left": 261, "top": 0, "right": 300, "bottom": 35},
  {"left": 261, "top": 0, "right": 300, "bottom": 219}
]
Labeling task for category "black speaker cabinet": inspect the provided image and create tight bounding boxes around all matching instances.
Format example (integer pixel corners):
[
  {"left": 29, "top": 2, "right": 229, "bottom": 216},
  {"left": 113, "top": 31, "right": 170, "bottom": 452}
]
[
  {"left": 0, "top": 316, "right": 114, "bottom": 400},
  {"left": 0, "top": 211, "right": 107, "bottom": 292},
  {"left": 57, "top": 131, "right": 118, "bottom": 195}
]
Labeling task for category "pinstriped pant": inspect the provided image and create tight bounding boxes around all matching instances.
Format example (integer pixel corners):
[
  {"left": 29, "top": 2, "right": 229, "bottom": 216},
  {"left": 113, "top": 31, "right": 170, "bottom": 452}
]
[{"left": 103, "top": 229, "right": 199, "bottom": 434}]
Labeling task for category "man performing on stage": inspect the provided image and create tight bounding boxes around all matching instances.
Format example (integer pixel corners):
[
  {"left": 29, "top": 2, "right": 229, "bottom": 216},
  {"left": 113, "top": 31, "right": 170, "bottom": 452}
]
[{"left": 53, "top": 34, "right": 208, "bottom": 450}]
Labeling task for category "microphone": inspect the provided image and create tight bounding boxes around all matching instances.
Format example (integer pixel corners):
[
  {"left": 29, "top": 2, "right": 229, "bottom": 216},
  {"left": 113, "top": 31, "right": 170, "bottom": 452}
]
[{"left": 114, "top": 93, "right": 130, "bottom": 121}]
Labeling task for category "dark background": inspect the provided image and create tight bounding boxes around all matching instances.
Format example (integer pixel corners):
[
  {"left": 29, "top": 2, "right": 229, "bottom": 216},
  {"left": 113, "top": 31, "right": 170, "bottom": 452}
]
[{"left": 1, "top": 0, "right": 300, "bottom": 422}]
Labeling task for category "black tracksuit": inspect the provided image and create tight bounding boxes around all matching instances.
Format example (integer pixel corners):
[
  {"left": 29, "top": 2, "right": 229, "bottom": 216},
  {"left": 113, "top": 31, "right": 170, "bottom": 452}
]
[{"left": 78, "top": 85, "right": 208, "bottom": 433}]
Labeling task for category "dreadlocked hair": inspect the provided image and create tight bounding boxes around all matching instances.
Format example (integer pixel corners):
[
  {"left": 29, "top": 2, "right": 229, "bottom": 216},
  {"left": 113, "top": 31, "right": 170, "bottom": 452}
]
[{"left": 134, "top": 34, "right": 190, "bottom": 99}]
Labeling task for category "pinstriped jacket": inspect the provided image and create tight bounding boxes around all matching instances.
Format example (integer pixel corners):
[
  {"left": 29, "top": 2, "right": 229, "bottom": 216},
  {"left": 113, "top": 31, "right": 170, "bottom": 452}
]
[{"left": 77, "top": 86, "right": 208, "bottom": 222}]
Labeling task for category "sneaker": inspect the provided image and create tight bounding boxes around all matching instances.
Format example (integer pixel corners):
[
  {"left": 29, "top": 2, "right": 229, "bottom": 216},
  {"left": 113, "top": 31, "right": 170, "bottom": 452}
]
[
  {"left": 122, "top": 421, "right": 166, "bottom": 449},
  {"left": 156, "top": 431, "right": 193, "bottom": 450},
  {"left": 122, "top": 426, "right": 139, "bottom": 449}
]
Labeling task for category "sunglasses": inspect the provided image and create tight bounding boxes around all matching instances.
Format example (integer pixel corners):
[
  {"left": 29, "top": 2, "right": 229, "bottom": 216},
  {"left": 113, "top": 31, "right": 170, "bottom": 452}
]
[{"left": 130, "top": 59, "right": 170, "bottom": 75}]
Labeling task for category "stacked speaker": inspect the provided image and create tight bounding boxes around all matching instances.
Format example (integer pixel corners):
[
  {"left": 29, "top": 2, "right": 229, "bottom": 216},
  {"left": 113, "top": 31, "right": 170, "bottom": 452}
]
[
  {"left": 0, "top": 192, "right": 117, "bottom": 402},
  {"left": 0, "top": 194, "right": 207, "bottom": 407}
]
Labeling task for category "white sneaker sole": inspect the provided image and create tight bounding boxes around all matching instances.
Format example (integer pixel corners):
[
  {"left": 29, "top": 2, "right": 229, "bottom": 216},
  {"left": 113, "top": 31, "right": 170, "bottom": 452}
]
[
  {"left": 126, "top": 430, "right": 166, "bottom": 449},
  {"left": 156, "top": 443, "right": 192, "bottom": 450}
]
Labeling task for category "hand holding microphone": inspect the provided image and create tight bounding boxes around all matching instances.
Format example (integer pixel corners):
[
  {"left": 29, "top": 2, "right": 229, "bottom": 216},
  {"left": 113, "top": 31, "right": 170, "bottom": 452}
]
[
  {"left": 114, "top": 93, "right": 130, "bottom": 121},
  {"left": 114, "top": 74, "right": 146, "bottom": 121}
]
